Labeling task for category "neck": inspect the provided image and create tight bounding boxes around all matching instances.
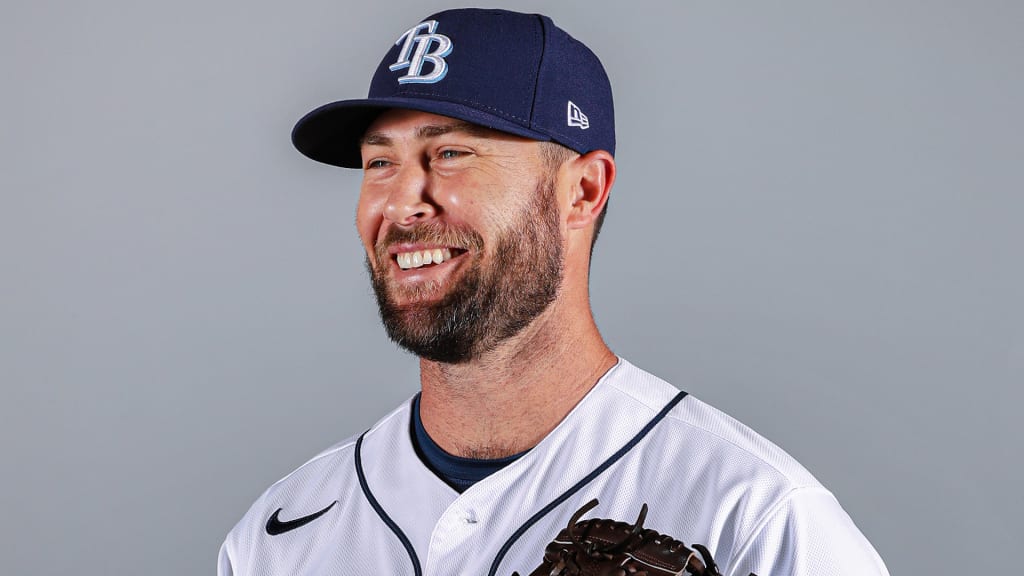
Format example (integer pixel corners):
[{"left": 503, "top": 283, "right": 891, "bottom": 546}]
[{"left": 417, "top": 298, "right": 616, "bottom": 459}]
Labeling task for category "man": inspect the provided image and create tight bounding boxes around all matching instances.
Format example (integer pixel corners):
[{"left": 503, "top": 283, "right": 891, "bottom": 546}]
[{"left": 220, "top": 8, "right": 889, "bottom": 575}]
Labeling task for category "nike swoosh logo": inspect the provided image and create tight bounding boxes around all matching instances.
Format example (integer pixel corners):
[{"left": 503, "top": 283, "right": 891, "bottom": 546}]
[{"left": 265, "top": 501, "right": 338, "bottom": 536}]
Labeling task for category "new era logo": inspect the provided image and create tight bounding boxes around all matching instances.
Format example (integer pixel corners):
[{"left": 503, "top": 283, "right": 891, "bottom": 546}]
[{"left": 567, "top": 101, "right": 589, "bottom": 130}]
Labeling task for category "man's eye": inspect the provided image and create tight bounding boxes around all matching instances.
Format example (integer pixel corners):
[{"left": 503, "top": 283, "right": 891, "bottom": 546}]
[
  {"left": 365, "top": 159, "right": 390, "bottom": 169},
  {"left": 438, "top": 149, "right": 465, "bottom": 160}
]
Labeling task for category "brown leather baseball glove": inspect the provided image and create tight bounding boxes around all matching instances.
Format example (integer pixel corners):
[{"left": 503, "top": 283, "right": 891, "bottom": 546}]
[{"left": 514, "top": 499, "right": 751, "bottom": 576}]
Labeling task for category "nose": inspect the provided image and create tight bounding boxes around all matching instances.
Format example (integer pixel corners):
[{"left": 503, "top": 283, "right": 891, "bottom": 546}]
[{"left": 384, "top": 163, "right": 437, "bottom": 226}]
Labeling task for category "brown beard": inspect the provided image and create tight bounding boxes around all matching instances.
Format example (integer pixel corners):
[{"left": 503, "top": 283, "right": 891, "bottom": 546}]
[{"left": 367, "top": 178, "right": 563, "bottom": 363}]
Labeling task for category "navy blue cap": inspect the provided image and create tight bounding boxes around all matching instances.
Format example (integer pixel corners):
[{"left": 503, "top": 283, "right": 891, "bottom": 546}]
[{"left": 292, "top": 8, "right": 615, "bottom": 168}]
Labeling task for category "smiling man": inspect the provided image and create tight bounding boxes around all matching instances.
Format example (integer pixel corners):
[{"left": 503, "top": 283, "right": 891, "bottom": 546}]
[{"left": 219, "top": 8, "right": 889, "bottom": 576}]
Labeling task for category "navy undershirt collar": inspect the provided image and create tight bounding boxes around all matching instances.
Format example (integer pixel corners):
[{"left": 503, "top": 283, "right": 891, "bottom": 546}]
[{"left": 410, "top": 394, "right": 527, "bottom": 493}]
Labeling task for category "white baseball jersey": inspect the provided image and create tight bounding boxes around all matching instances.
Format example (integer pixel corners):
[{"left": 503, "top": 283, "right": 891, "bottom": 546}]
[{"left": 219, "top": 358, "right": 889, "bottom": 575}]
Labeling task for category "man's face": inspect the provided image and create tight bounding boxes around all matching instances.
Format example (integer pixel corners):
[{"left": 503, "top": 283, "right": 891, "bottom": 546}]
[{"left": 356, "top": 109, "right": 565, "bottom": 363}]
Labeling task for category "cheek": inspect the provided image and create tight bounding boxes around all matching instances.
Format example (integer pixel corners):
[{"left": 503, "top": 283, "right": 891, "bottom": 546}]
[
  {"left": 356, "top": 193, "right": 386, "bottom": 253},
  {"left": 435, "top": 173, "right": 514, "bottom": 227},
  {"left": 432, "top": 175, "right": 471, "bottom": 212},
  {"left": 434, "top": 164, "right": 514, "bottom": 214}
]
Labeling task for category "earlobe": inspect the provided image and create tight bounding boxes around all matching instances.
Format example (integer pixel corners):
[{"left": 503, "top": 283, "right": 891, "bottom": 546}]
[{"left": 566, "top": 151, "right": 615, "bottom": 230}]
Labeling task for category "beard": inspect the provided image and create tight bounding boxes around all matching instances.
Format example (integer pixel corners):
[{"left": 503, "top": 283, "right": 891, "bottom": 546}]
[{"left": 367, "top": 178, "right": 563, "bottom": 364}]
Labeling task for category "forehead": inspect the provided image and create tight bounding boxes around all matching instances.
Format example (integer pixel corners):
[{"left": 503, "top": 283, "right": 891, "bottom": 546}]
[{"left": 360, "top": 109, "right": 535, "bottom": 147}]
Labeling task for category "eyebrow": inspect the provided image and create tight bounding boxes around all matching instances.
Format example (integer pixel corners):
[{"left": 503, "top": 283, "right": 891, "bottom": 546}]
[{"left": 360, "top": 121, "right": 493, "bottom": 147}]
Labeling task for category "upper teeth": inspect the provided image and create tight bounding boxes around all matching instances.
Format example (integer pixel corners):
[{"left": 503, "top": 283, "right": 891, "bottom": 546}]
[{"left": 397, "top": 248, "right": 453, "bottom": 270}]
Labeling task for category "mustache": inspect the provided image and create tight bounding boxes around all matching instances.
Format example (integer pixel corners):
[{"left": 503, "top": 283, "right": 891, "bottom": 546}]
[{"left": 374, "top": 222, "right": 485, "bottom": 262}]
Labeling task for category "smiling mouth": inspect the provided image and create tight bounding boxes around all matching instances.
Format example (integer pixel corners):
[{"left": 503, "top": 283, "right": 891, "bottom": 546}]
[{"left": 393, "top": 248, "right": 467, "bottom": 270}]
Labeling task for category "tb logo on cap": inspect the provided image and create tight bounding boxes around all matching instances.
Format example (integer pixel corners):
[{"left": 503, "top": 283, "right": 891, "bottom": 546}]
[{"left": 390, "top": 20, "right": 453, "bottom": 84}]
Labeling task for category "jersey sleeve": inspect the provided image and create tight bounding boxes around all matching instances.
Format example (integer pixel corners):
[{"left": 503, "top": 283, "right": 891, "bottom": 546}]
[
  {"left": 217, "top": 538, "right": 235, "bottom": 576},
  {"left": 726, "top": 487, "right": 889, "bottom": 576}
]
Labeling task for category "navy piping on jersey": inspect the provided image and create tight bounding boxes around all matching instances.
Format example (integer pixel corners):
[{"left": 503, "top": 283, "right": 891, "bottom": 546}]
[
  {"left": 354, "top": 390, "right": 688, "bottom": 576},
  {"left": 355, "top": 433, "right": 422, "bottom": 576},
  {"left": 487, "top": 390, "right": 688, "bottom": 576}
]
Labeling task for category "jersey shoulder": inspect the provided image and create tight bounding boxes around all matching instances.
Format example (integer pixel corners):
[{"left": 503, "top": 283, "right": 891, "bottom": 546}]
[
  {"left": 220, "top": 397, "right": 415, "bottom": 568},
  {"left": 610, "top": 358, "right": 822, "bottom": 490},
  {"left": 605, "top": 361, "right": 886, "bottom": 574}
]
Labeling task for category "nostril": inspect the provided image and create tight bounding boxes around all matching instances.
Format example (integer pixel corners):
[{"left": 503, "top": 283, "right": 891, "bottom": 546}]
[{"left": 384, "top": 199, "right": 436, "bottom": 225}]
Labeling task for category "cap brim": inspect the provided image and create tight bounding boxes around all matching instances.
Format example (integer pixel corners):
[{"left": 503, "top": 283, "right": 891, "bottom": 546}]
[{"left": 291, "top": 97, "right": 554, "bottom": 168}]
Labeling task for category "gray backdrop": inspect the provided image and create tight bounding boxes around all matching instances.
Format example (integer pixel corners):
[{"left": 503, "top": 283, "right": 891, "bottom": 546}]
[{"left": 3, "top": 1, "right": 1021, "bottom": 574}]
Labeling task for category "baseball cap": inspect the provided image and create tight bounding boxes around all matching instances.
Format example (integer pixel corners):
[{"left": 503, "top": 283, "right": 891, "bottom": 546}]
[{"left": 291, "top": 8, "right": 615, "bottom": 169}]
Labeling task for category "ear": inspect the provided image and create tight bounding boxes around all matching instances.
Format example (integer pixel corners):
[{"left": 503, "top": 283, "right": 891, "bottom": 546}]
[{"left": 566, "top": 150, "right": 615, "bottom": 231}]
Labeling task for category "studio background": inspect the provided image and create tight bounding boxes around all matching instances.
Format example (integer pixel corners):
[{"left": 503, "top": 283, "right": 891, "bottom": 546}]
[{"left": 3, "top": 1, "right": 1021, "bottom": 574}]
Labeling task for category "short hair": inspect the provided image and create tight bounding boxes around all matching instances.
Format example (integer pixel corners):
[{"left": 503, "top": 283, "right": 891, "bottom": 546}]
[{"left": 539, "top": 142, "right": 609, "bottom": 252}]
